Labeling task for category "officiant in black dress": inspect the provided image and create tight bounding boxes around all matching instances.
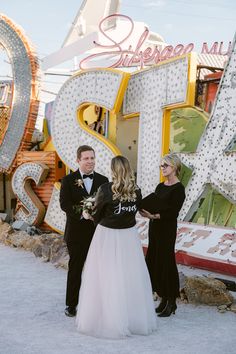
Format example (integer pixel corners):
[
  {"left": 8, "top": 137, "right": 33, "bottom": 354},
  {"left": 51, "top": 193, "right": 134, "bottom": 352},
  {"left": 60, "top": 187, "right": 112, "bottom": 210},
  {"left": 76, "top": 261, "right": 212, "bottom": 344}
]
[
  {"left": 60, "top": 145, "right": 108, "bottom": 317},
  {"left": 140, "top": 153, "right": 185, "bottom": 317}
]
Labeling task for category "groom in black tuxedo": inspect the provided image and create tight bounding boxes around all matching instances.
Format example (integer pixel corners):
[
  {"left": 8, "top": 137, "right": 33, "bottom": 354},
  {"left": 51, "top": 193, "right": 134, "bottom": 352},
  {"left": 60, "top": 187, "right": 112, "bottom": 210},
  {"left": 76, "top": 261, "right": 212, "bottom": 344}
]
[{"left": 60, "top": 145, "right": 108, "bottom": 317}]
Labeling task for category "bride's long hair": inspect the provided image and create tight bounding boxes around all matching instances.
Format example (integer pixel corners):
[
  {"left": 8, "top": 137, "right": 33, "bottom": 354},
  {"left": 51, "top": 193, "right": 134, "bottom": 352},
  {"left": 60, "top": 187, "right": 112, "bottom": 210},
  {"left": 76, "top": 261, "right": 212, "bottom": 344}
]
[{"left": 111, "top": 156, "right": 138, "bottom": 202}]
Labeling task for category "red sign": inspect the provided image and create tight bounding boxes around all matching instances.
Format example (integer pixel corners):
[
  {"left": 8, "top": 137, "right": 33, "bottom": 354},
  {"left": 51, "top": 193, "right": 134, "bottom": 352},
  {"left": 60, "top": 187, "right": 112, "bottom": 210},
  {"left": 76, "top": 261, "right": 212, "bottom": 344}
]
[{"left": 80, "top": 14, "right": 232, "bottom": 70}]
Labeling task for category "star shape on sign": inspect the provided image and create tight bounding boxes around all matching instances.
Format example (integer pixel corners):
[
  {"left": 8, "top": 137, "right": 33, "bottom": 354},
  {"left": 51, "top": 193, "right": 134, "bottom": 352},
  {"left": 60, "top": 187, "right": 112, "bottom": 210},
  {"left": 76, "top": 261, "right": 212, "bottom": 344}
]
[{"left": 178, "top": 34, "right": 236, "bottom": 221}]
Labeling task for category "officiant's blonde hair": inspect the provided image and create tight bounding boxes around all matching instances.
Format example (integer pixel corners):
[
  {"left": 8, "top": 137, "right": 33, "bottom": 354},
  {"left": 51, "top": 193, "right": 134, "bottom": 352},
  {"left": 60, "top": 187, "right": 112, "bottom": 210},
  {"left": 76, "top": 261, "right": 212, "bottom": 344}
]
[
  {"left": 111, "top": 156, "right": 138, "bottom": 202},
  {"left": 161, "top": 153, "right": 182, "bottom": 177}
]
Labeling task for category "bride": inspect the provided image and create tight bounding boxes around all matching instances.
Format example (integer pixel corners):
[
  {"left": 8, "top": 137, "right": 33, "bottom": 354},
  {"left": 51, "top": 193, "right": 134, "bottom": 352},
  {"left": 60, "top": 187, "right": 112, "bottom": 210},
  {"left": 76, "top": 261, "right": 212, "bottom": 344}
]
[{"left": 76, "top": 155, "right": 157, "bottom": 339}]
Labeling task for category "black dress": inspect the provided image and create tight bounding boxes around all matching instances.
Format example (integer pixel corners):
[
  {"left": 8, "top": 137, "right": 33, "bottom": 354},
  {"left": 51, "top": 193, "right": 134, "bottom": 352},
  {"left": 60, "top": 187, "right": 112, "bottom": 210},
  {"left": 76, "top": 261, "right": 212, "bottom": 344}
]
[{"left": 145, "top": 182, "right": 185, "bottom": 300}]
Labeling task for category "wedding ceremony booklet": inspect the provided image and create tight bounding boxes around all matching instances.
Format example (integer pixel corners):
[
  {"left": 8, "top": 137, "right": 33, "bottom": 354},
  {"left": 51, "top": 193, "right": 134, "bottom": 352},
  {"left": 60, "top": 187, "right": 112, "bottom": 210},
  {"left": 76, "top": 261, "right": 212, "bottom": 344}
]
[{"left": 139, "top": 193, "right": 161, "bottom": 214}]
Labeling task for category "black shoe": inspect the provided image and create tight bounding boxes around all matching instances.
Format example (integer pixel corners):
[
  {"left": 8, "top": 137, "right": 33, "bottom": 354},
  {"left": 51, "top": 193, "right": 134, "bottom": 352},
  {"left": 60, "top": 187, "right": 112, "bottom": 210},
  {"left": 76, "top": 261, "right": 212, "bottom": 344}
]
[
  {"left": 158, "top": 302, "right": 177, "bottom": 317},
  {"left": 65, "top": 306, "right": 76, "bottom": 317},
  {"left": 155, "top": 298, "right": 167, "bottom": 314}
]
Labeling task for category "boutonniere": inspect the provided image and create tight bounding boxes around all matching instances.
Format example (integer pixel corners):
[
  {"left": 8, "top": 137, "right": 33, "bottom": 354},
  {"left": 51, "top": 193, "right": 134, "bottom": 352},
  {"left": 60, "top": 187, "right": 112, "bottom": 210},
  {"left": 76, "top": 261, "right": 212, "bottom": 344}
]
[{"left": 75, "top": 178, "right": 84, "bottom": 189}]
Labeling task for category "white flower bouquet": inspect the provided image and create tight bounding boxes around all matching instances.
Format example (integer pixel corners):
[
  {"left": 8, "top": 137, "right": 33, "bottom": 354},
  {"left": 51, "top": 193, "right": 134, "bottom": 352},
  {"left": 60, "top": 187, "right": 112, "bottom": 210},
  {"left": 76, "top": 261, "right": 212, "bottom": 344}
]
[{"left": 73, "top": 194, "right": 96, "bottom": 220}]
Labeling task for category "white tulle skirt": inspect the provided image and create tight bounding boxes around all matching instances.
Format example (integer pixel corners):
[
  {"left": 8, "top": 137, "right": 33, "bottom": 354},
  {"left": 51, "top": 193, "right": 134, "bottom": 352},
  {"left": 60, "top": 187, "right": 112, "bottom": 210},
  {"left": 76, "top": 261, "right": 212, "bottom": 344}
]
[{"left": 76, "top": 224, "right": 157, "bottom": 339}]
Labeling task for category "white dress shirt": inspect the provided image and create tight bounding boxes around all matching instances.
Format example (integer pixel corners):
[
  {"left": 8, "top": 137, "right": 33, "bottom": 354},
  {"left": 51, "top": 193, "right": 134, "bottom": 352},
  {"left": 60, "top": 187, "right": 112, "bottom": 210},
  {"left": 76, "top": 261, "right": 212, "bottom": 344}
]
[{"left": 80, "top": 169, "right": 94, "bottom": 194}]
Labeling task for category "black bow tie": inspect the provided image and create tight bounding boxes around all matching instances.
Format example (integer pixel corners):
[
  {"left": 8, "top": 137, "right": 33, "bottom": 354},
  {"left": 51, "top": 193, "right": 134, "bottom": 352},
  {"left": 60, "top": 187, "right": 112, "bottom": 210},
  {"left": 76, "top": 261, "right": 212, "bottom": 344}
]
[{"left": 83, "top": 174, "right": 94, "bottom": 179}]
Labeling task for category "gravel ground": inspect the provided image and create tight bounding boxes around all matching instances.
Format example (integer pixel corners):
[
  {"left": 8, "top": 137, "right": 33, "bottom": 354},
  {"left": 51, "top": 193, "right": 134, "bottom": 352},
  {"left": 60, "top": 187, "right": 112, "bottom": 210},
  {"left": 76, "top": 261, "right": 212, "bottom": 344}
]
[{"left": 0, "top": 244, "right": 235, "bottom": 354}]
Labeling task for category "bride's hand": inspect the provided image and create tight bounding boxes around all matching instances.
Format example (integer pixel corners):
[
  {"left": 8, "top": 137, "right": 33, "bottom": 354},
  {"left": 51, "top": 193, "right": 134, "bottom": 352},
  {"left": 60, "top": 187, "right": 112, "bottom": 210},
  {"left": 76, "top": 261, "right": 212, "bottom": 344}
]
[
  {"left": 139, "top": 209, "right": 160, "bottom": 220},
  {"left": 82, "top": 210, "right": 94, "bottom": 220},
  {"left": 139, "top": 209, "right": 148, "bottom": 218},
  {"left": 139, "top": 209, "right": 154, "bottom": 219}
]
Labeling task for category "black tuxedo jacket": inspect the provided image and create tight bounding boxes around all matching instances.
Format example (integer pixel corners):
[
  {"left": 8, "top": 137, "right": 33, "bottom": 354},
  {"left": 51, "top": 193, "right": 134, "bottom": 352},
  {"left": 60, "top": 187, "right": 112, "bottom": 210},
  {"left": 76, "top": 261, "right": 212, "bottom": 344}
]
[{"left": 60, "top": 169, "right": 108, "bottom": 244}]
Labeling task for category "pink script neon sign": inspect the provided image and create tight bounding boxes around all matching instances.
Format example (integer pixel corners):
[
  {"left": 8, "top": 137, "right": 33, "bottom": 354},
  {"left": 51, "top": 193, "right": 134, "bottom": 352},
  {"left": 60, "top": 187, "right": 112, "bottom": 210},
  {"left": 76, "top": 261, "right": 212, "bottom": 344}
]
[{"left": 79, "top": 14, "right": 231, "bottom": 70}]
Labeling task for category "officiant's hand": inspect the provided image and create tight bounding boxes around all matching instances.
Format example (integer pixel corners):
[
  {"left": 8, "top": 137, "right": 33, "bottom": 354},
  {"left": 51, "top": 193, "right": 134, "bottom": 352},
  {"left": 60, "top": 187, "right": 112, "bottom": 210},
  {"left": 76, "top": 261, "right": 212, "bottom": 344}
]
[{"left": 140, "top": 209, "right": 160, "bottom": 220}]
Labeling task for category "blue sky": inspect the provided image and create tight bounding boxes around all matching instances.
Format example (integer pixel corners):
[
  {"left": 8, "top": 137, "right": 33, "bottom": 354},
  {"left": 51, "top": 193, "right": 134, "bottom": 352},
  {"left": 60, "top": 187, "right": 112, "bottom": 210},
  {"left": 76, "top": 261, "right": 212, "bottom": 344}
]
[{"left": 1, "top": 0, "right": 235, "bottom": 58}]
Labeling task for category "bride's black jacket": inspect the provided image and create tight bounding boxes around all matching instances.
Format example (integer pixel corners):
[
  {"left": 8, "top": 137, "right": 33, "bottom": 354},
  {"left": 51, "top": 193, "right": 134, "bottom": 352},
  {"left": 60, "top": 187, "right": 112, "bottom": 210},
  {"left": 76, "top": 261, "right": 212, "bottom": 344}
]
[{"left": 93, "top": 182, "right": 142, "bottom": 229}]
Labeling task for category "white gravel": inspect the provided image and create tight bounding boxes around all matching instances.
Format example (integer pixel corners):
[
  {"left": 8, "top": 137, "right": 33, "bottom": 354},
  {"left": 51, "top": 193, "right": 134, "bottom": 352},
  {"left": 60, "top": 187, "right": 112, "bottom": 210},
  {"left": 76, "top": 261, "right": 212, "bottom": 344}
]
[{"left": 0, "top": 244, "right": 235, "bottom": 354}]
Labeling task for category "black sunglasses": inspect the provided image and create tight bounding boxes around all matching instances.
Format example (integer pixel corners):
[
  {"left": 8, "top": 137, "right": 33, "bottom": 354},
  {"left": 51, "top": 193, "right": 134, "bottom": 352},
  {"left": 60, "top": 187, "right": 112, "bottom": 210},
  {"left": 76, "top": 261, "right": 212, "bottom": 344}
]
[{"left": 159, "top": 163, "right": 171, "bottom": 169}]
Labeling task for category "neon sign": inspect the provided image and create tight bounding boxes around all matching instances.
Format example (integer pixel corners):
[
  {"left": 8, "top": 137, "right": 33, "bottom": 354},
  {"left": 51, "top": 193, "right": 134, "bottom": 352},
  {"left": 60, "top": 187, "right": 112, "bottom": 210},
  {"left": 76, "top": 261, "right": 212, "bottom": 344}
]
[{"left": 80, "top": 14, "right": 231, "bottom": 70}]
